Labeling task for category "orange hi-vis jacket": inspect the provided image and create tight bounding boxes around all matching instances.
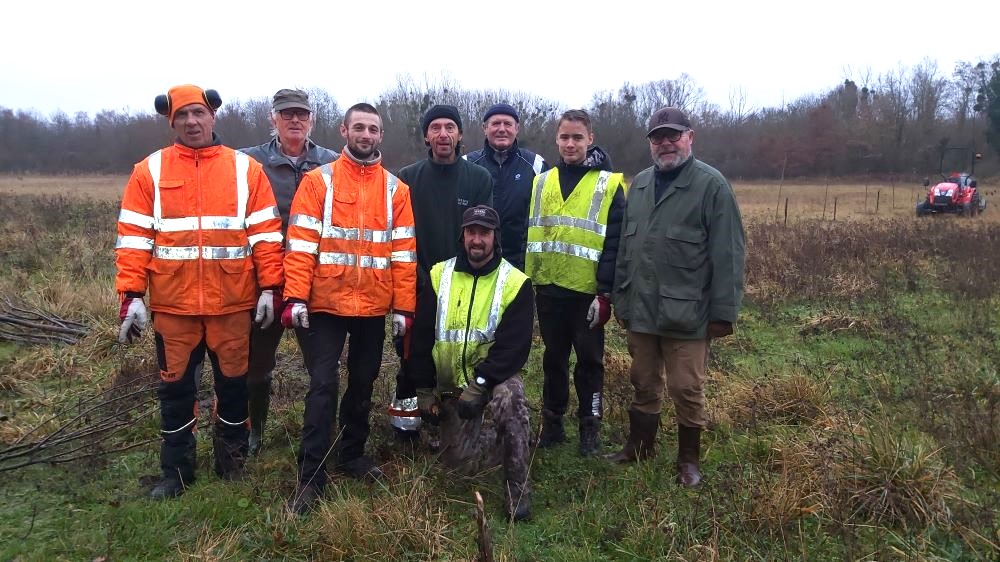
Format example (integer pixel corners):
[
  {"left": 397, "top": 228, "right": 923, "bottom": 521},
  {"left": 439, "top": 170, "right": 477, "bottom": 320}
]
[
  {"left": 284, "top": 151, "right": 417, "bottom": 317},
  {"left": 115, "top": 142, "right": 284, "bottom": 316}
]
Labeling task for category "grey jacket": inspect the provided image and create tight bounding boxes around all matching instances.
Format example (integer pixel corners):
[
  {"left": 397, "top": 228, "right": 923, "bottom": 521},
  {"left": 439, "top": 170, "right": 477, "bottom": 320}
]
[
  {"left": 240, "top": 138, "right": 338, "bottom": 231},
  {"left": 613, "top": 157, "right": 745, "bottom": 339}
]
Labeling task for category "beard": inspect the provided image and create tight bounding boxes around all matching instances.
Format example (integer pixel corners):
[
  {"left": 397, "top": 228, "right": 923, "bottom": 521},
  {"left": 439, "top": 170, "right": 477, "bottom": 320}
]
[{"left": 653, "top": 148, "right": 691, "bottom": 171}]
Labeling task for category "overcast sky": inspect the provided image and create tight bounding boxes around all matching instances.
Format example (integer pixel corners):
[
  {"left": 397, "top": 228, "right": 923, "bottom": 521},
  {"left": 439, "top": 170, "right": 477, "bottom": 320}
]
[{"left": 2, "top": 0, "right": 998, "bottom": 119}]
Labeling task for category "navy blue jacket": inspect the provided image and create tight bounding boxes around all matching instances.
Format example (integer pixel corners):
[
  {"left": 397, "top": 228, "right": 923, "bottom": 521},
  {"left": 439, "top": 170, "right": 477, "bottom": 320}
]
[{"left": 464, "top": 140, "right": 548, "bottom": 270}]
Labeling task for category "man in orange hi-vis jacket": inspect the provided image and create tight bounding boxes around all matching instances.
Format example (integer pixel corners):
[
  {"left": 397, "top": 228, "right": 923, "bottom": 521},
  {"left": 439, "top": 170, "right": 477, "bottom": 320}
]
[
  {"left": 282, "top": 102, "right": 416, "bottom": 515},
  {"left": 114, "top": 85, "right": 284, "bottom": 500}
]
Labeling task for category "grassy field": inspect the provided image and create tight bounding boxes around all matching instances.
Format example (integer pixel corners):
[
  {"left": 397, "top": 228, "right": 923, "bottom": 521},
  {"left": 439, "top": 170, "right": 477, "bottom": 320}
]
[{"left": 0, "top": 177, "right": 998, "bottom": 560}]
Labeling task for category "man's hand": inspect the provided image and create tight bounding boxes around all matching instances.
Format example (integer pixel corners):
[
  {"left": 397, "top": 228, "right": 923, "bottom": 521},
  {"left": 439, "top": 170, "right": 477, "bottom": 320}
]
[
  {"left": 281, "top": 301, "right": 309, "bottom": 329},
  {"left": 254, "top": 289, "right": 280, "bottom": 329},
  {"left": 586, "top": 294, "right": 612, "bottom": 329},
  {"left": 416, "top": 387, "right": 440, "bottom": 424},
  {"left": 118, "top": 296, "right": 147, "bottom": 344},
  {"left": 391, "top": 313, "right": 412, "bottom": 337},
  {"left": 707, "top": 321, "right": 734, "bottom": 339},
  {"left": 457, "top": 377, "right": 491, "bottom": 420}
]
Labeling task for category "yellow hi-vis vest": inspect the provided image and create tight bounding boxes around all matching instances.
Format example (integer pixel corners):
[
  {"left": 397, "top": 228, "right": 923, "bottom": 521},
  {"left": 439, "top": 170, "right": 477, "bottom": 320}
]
[
  {"left": 525, "top": 169, "right": 623, "bottom": 294},
  {"left": 430, "top": 257, "right": 529, "bottom": 394}
]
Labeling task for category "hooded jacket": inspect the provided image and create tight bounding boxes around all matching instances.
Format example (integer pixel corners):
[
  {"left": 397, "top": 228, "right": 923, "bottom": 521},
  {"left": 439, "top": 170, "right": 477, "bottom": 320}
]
[
  {"left": 529, "top": 146, "right": 625, "bottom": 298},
  {"left": 407, "top": 248, "right": 534, "bottom": 393}
]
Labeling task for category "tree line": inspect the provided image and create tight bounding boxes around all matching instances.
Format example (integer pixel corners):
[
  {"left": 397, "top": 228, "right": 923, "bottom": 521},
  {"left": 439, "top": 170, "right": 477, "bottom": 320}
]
[{"left": 1, "top": 57, "right": 998, "bottom": 180}]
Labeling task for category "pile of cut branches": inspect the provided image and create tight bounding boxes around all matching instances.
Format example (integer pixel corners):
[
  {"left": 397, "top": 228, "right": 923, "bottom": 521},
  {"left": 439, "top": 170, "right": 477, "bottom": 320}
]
[
  {"left": 0, "top": 365, "right": 158, "bottom": 472},
  {"left": 0, "top": 298, "right": 89, "bottom": 345}
]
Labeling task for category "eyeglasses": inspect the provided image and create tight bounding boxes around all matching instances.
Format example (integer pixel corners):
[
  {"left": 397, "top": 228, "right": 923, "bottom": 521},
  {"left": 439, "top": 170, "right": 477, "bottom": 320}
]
[
  {"left": 278, "top": 109, "right": 311, "bottom": 121},
  {"left": 649, "top": 129, "right": 687, "bottom": 144}
]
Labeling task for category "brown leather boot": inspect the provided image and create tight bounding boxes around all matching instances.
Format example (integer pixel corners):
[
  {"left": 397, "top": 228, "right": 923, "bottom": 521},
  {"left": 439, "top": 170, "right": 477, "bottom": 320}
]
[
  {"left": 606, "top": 410, "right": 658, "bottom": 463},
  {"left": 676, "top": 425, "right": 702, "bottom": 487}
]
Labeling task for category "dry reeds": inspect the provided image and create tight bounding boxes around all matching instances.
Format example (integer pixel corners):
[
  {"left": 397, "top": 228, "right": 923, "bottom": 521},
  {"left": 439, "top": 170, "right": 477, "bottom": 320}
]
[
  {"left": 835, "top": 418, "right": 962, "bottom": 529},
  {"left": 714, "top": 373, "right": 830, "bottom": 430},
  {"left": 311, "top": 470, "right": 451, "bottom": 560}
]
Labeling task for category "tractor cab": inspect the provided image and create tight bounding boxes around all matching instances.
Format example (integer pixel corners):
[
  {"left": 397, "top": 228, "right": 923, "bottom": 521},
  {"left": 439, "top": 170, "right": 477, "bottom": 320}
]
[{"left": 916, "top": 150, "right": 986, "bottom": 217}]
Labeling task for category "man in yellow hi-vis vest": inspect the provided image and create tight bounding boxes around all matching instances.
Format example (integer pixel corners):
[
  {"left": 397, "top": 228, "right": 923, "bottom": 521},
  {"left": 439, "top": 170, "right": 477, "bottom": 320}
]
[
  {"left": 525, "top": 109, "right": 626, "bottom": 457},
  {"left": 407, "top": 205, "right": 535, "bottom": 522}
]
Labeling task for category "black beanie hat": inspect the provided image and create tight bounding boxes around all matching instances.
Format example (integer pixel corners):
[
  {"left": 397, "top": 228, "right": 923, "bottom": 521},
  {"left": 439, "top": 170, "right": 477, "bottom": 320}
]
[{"left": 422, "top": 104, "right": 463, "bottom": 136}]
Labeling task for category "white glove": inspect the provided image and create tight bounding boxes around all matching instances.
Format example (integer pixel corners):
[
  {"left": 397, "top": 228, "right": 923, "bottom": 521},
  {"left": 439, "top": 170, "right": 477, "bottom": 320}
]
[
  {"left": 286, "top": 302, "right": 310, "bottom": 329},
  {"left": 254, "top": 289, "right": 275, "bottom": 329},
  {"left": 118, "top": 298, "right": 147, "bottom": 343},
  {"left": 392, "top": 313, "right": 407, "bottom": 337}
]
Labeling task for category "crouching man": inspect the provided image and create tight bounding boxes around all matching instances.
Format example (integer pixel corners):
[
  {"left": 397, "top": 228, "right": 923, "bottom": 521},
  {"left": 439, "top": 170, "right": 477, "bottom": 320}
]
[{"left": 408, "top": 205, "right": 535, "bottom": 521}]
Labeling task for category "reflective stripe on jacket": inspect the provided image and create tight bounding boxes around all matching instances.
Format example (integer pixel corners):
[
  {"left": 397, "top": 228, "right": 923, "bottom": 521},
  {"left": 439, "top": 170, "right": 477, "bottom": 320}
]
[
  {"left": 430, "top": 257, "right": 528, "bottom": 393},
  {"left": 284, "top": 153, "right": 417, "bottom": 316},
  {"left": 525, "top": 169, "right": 623, "bottom": 294},
  {"left": 115, "top": 143, "right": 284, "bottom": 315}
]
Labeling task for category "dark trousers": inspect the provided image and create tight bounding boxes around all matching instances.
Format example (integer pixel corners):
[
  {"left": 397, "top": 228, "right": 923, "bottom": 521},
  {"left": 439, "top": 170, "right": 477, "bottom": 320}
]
[
  {"left": 295, "top": 313, "right": 385, "bottom": 489},
  {"left": 154, "top": 312, "right": 250, "bottom": 481},
  {"left": 248, "top": 320, "right": 284, "bottom": 385},
  {"left": 536, "top": 292, "right": 605, "bottom": 419}
]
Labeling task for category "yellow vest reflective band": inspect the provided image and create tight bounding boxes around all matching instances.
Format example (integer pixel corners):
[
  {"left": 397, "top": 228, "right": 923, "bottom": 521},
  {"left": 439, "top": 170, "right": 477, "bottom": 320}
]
[
  {"left": 525, "top": 169, "right": 623, "bottom": 294},
  {"left": 430, "top": 257, "right": 528, "bottom": 393}
]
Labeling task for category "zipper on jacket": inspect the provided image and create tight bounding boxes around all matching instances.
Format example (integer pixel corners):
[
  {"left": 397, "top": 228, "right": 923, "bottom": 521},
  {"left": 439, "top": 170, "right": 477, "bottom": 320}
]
[
  {"left": 356, "top": 165, "right": 365, "bottom": 316},
  {"left": 461, "top": 273, "right": 479, "bottom": 386},
  {"left": 196, "top": 151, "right": 204, "bottom": 314}
]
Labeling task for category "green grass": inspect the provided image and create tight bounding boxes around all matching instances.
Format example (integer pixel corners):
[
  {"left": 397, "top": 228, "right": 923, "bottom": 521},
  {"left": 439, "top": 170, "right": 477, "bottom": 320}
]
[{"left": 1, "top": 196, "right": 999, "bottom": 560}]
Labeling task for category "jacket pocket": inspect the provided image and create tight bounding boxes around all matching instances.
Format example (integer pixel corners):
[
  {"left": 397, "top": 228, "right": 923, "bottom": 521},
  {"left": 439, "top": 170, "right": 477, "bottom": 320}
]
[
  {"left": 312, "top": 263, "right": 349, "bottom": 309},
  {"left": 656, "top": 284, "right": 703, "bottom": 333},
  {"left": 218, "top": 258, "right": 254, "bottom": 309},
  {"left": 157, "top": 179, "right": 190, "bottom": 219},
  {"left": 146, "top": 258, "right": 189, "bottom": 306},
  {"left": 663, "top": 225, "right": 706, "bottom": 270}
]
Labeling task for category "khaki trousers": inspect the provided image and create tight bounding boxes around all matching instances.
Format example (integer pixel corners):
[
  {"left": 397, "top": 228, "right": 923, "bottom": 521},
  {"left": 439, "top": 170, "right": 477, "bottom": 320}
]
[{"left": 626, "top": 331, "right": 710, "bottom": 428}]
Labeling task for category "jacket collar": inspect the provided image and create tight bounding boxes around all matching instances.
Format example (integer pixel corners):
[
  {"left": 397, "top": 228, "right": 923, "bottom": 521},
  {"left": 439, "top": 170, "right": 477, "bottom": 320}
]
[
  {"left": 268, "top": 137, "right": 325, "bottom": 165},
  {"left": 481, "top": 138, "right": 520, "bottom": 158},
  {"left": 172, "top": 133, "right": 223, "bottom": 158}
]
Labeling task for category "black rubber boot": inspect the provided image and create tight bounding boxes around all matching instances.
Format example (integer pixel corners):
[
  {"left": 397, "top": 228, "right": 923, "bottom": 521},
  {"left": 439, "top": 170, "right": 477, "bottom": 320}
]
[
  {"left": 676, "top": 425, "right": 702, "bottom": 487},
  {"left": 152, "top": 440, "right": 196, "bottom": 500},
  {"left": 606, "top": 410, "right": 659, "bottom": 463},
  {"left": 247, "top": 379, "right": 271, "bottom": 456},
  {"left": 287, "top": 483, "right": 322, "bottom": 516},
  {"left": 578, "top": 416, "right": 602, "bottom": 457},
  {"left": 214, "top": 421, "right": 249, "bottom": 481},
  {"left": 537, "top": 409, "right": 566, "bottom": 448},
  {"left": 150, "top": 477, "right": 186, "bottom": 500}
]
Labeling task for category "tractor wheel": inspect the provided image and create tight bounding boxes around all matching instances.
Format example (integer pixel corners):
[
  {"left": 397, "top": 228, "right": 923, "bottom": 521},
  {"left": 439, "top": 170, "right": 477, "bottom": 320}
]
[
  {"left": 915, "top": 202, "right": 928, "bottom": 217},
  {"left": 962, "top": 203, "right": 973, "bottom": 217}
]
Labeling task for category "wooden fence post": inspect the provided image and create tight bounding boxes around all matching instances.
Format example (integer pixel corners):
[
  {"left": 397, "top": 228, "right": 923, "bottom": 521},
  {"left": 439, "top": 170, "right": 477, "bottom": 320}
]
[{"left": 833, "top": 197, "right": 838, "bottom": 221}]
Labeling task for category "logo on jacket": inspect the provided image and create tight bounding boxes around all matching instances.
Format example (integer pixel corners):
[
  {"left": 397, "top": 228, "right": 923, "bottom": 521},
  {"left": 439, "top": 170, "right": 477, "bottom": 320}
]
[
  {"left": 457, "top": 198, "right": 469, "bottom": 207},
  {"left": 515, "top": 173, "right": 522, "bottom": 181}
]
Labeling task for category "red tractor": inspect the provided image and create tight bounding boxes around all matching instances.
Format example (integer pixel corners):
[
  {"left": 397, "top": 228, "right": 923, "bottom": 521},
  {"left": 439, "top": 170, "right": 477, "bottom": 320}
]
[{"left": 916, "top": 149, "right": 987, "bottom": 217}]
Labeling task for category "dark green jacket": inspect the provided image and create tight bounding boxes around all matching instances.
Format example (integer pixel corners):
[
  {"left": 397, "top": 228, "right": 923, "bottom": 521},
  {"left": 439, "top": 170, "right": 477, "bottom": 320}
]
[{"left": 613, "top": 157, "right": 745, "bottom": 339}]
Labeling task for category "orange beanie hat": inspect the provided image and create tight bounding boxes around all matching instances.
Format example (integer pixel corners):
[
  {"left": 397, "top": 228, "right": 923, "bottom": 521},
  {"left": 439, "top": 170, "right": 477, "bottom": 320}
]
[{"left": 154, "top": 85, "right": 222, "bottom": 121}]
